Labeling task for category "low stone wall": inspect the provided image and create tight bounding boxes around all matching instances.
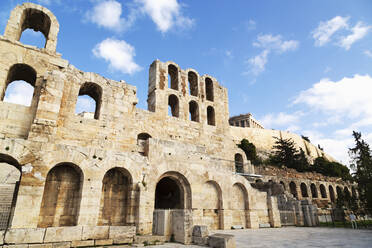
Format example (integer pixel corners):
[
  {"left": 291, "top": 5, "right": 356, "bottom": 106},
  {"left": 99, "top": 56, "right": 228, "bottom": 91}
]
[{"left": 0, "top": 225, "right": 135, "bottom": 247}]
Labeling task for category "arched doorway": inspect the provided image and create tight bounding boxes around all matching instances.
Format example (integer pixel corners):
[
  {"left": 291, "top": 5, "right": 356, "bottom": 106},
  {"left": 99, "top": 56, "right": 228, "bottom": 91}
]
[
  {"left": 98, "top": 168, "right": 132, "bottom": 226},
  {"left": 38, "top": 163, "right": 83, "bottom": 227},
  {"left": 201, "top": 181, "right": 222, "bottom": 230},
  {"left": 0, "top": 154, "right": 21, "bottom": 230},
  {"left": 153, "top": 172, "right": 192, "bottom": 242},
  {"left": 231, "top": 183, "right": 249, "bottom": 228}
]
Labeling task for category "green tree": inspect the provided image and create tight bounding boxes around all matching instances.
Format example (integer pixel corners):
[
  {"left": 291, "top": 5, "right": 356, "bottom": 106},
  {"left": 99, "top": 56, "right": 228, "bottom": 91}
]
[
  {"left": 349, "top": 131, "right": 372, "bottom": 215},
  {"left": 270, "top": 137, "right": 310, "bottom": 171},
  {"left": 237, "top": 139, "right": 260, "bottom": 165}
]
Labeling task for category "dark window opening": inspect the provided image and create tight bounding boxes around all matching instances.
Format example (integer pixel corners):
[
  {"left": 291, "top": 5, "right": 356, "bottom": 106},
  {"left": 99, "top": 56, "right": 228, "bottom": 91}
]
[
  {"left": 207, "top": 106, "right": 215, "bottom": 126},
  {"left": 280, "top": 181, "right": 285, "bottom": 190},
  {"left": 188, "top": 71, "right": 198, "bottom": 96},
  {"left": 137, "top": 133, "right": 151, "bottom": 156},
  {"left": 189, "top": 100, "right": 199, "bottom": 122},
  {"left": 3, "top": 64, "right": 36, "bottom": 106},
  {"left": 301, "top": 183, "right": 308, "bottom": 197},
  {"left": 168, "top": 64, "right": 178, "bottom": 90},
  {"left": 329, "top": 186, "right": 335, "bottom": 203},
  {"left": 310, "top": 183, "right": 318, "bottom": 198},
  {"left": 205, "top": 77, "right": 214, "bottom": 101},
  {"left": 320, "top": 184, "right": 327, "bottom": 198},
  {"left": 235, "top": 153, "right": 243, "bottom": 173},
  {"left": 76, "top": 82, "right": 102, "bottom": 120},
  {"left": 168, "top": 94, "right": 179, "bottom": 117},
  {"left": 290, "top": 182, "right": 297, "bottom": 199}
]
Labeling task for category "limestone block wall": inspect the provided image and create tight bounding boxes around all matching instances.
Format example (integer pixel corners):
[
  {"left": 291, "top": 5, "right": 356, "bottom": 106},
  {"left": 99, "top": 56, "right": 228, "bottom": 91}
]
[{"left": 0, "top": 3, "right": 351, "bottom": 246}]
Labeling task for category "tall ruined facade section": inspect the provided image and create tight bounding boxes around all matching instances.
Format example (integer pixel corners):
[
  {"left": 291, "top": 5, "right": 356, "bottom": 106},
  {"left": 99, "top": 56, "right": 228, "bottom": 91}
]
[{"left": 0, "top": 3, "right": 354, "bottom": 247}]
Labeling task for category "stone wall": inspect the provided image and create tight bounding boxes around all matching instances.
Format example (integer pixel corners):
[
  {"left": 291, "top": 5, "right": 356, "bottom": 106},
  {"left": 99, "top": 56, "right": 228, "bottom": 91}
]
[{"left": 0, "top": 3, "right": 354, "bottom": 246}]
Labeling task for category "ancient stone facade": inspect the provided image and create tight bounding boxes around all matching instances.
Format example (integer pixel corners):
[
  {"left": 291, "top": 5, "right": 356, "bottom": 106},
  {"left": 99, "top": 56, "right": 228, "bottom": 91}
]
[
  {"left": 0, "top": 3, "right": 355, "bottom": 247},
  {"left": 229, "top": 113, "right": 264, "bottom": 129}
]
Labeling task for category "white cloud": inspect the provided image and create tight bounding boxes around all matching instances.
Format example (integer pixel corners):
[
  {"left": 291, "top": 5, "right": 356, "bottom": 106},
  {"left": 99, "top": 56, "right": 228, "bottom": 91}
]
[
  {"left": 338, "top": 22, "right": 371, "bottom": 50},
  {"left": 312, "top": 16, "right": 370, "bottom": 50},
  {"left": 247, "top": 34, "right": 299, "bottom": 75},
  {"left": 86, "top": 0, "right": 137, "bottom": 32},
  {"left": 247, "top": 50, "right": 269, "bottom": 75},
  {"left": 93, "top": 38, "right": 141, "bottom": 74},
  {"left": 36, "top": 0, "right": 61, "bottom": 5},
  {"left": 293, "top": 74, "right": 372, "bottom": 119},
  {"left": 76, "top": 95, "right": 96, "bottom": 114},
  {"left": 364, "top": 50, "right": 372, "bottom": 58},
  {"left": 253, "top": 34, "right": 299, "bottom": 53},
  {"left": 135, "top": 0, "right": 194, "bottom": 33},
  {"left": 312, "top": 16, "right": 349, "bottom": 46},
  {"left": 259, "top": 111, "right": 303, "bottom": 129},
  {"left": 3, "top": 81, "right": 34, "bottom": 106}
]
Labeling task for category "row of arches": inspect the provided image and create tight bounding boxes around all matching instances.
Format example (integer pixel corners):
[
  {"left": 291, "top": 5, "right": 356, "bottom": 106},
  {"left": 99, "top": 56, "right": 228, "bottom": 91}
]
[
  {"left": 1, "top": 63, "right": 103, "bottom": 120},
  {"left": 168, "top": 94, "right": 215, "bottom": 125},
  {"left": 168, "top": 64, "right": 214, "bottom": 102},
  {"left": 1, "top": 154, "right": 250, "bottom": 231},
  {"left": 283, "top": 181, "right": 356, "bottom": 203}
]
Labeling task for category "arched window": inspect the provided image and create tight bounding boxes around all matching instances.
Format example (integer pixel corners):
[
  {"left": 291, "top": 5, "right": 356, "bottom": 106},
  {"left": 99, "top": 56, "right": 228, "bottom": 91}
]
[
  {"left": 205, "top": 77, "right": 214, "bottom": 101},
  {"left": 320, "top": 184, "right": 327, "bottom": 198},
  {"left": 234, "top": 153, "right": 243, "bottom": 173},
  {"left": 336, "top": 186, "right": 342, "bottom": 197},
  {"left": 188, "top": 71, "right": 198, "bottom": 96},
  {"left": 207, "top": 106, "right": 215, "bottom": 126},
  {"left": 189, "top": 101, "right": 199, "bottom": 122},
  {"left": 168, "top": 64, "right": 178, "bottom": 90},
  {"left": 18, "top": 8, "right": 51, "bottom": 48},
  {"left": 310, "top": 183, "right": 318, "bottom": 198},
  {"left": 329, "top": 185, "right": 335, "bottom": 203},
  {"left": 2, "top": 64, "right": 36, "bottom": 106},
  {"left": 137, "top": 132, "right": 151, "bottom": 156},
  {"left": 76, "top": 82, "right": 102, "bottom": 120},
  {"left": 301, "top": 183, "right": 308, "bottom": 197},
  {"left": 38, "top": 163, "right": 83, "bottom": 227},
  {"left": 168, "top": 94, "right": 179, "bottom": 117},
  {"left": 280, "top": 181, "right": 286, "bottom": 190},
  {"left": 289, "top": 182, "right": 297, "bottom": 199}
]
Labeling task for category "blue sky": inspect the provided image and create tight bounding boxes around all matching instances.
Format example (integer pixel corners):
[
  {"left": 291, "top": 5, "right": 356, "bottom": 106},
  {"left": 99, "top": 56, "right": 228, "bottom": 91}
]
[{"left": 1, "top": 0, "right": 372, "bottom": 164}]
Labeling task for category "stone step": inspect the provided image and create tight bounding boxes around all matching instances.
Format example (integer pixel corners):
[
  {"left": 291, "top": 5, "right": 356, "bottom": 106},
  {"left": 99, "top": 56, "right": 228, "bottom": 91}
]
[{"left": 133, "top": 235, "right": 167, "bottom": 245}]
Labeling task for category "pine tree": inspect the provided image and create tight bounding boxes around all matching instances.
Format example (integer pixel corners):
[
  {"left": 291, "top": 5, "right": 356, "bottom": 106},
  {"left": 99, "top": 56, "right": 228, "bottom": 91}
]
[{"left": 349, "top": 131, "right": 372, "bottom": 215}]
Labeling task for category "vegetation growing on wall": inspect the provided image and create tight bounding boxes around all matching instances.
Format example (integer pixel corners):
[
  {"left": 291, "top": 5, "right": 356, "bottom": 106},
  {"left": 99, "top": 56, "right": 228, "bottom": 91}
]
[
  {"left": 270, "top": 137, "right": 352, "bottom": 180},
  {"left": 237, "top": 138, "right": 261, "bottom": 165}
]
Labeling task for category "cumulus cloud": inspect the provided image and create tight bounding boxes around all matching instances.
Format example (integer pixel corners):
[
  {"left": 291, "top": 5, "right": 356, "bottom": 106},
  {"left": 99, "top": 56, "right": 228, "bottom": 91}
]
[
  {"left": 312, "top": 16, "right": 370, "bottom": 50},
  {"left": 93, "top": 38, "right": 141, "bottom": 74},
  {"left": 136, "top": 0, "right": 194, "bottom": 33},
  {"left": 246, "top": 34, "right": 299, "bottom": 76},
  {"left": 76, "top": 95, "right": 96, "bottom": 114},
  {"left": 86, "top": 0, "right": 193, "bottom": 33},
  {"left": 259, "top": 111, "right": 304, "bottom": 129},
  {"left": 247, "top": 50, "right": 269, "bottom": 75},
  {"left": 86, "top": 0, "right": 137, "bottom": 32},
  {"left": 245, "top": 19, "right": 256, "bottom": 30},
  {"left": 338, "top": 22, "right": 371, "bottom": 50},
  {"left": 293, "top": 74, "right": 372, "bottom": 119},
  {"left": 3, "top": 81, "right": 34, "bottom": 106}
]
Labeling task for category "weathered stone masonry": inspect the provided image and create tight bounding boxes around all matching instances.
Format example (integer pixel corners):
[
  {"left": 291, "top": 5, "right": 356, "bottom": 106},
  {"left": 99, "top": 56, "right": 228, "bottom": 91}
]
[{"left": 0, "top": 3, "right": 355, "bottom": 247}]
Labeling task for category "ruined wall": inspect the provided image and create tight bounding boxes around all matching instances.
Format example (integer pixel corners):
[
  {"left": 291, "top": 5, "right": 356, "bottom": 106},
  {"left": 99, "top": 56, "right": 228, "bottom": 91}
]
[{"left": 0, "top": 3, "right": 352, "bottom": 246}]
